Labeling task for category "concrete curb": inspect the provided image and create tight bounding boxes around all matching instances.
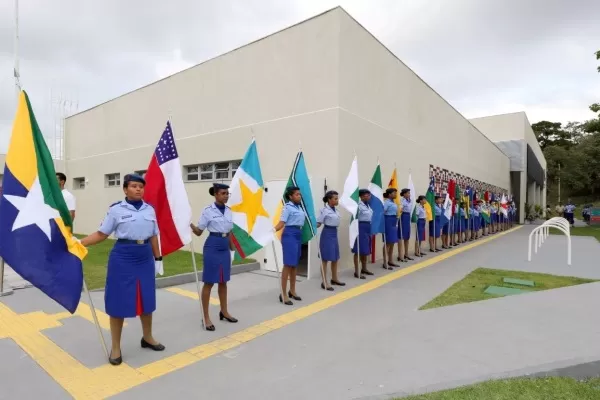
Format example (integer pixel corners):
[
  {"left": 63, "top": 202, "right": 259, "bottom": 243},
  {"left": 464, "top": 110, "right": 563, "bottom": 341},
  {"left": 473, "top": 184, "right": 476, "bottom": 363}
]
[{"left": 89, "top": 262, "right": 261, "bottom": 292}]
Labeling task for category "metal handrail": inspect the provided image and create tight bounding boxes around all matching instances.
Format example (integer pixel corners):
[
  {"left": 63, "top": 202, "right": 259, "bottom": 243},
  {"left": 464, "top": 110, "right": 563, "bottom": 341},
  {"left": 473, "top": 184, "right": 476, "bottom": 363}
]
[{"left": 528, "top": 217, "right": 571, "bottom": 265}]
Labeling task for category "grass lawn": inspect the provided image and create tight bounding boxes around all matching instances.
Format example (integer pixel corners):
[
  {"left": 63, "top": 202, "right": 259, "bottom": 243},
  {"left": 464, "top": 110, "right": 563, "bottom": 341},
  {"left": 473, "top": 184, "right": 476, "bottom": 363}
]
[
  {"left": 550, "top": 225, "right": 600, "bottom": 242},
  {"left": 399, "top": 377, "right": 600, "bottom": 400},
  {"left": 419, "top": 267, "right": 596, "bottom": 310},
  {"left": 77, "top": 235, "right": 255, "bottom": 290}
]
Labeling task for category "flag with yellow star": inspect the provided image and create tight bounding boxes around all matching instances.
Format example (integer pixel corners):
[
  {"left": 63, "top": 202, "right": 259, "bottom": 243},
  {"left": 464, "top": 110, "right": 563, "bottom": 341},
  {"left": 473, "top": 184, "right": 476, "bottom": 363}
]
[{"left": 227, "top": 140, "right": 272, "bottom": 259}]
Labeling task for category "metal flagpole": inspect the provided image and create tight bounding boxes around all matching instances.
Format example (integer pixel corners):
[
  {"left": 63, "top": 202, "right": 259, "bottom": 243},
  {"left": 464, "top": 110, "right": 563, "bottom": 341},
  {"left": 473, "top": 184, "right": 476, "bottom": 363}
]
[
  {"left": 271, "top": 240, "right": 287, "bottom": 303},
  {"left": 0, "top": 259, "right": 14, "bottom": 297},
  {"left": 189, "top": 241, "right": 206, "bottom": 329},
  {"left": 82, "top": 280, "right": 109, "bottom": 358}
]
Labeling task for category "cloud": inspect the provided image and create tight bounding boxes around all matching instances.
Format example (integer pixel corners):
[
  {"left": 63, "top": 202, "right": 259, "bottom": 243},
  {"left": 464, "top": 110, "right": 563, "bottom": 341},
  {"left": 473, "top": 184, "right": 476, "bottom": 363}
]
[{"left": 0, "top": 0, "right": 599, "bottom": 154}]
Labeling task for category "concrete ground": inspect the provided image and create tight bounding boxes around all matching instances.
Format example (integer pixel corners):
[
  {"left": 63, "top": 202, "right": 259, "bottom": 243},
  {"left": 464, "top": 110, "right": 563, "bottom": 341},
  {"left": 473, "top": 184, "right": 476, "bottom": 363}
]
[{"left": 1, "top": 225, "right": 599, "bottom": 400}]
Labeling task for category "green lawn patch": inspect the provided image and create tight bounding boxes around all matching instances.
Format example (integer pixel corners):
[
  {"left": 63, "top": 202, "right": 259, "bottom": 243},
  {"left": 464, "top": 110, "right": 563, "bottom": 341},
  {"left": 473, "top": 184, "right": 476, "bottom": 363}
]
[
  {"left": 76, "top": 235, "right": 255, "bottom": 290},
  {"left": 419, "top": 267, "right": 596, "bottom": 310},
  {"left": 398, "top": 377, "right": 600, "bottom": 400},
  {"left": 550, "top": 225, "right": 600, "bottom": 242}
]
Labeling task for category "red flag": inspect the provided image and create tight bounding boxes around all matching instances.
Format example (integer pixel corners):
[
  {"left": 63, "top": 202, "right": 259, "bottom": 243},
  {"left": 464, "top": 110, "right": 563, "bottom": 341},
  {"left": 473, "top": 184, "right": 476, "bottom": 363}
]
[
  {"left": 144, "top": 121, "right": 192, "bottom": 257},
  {"left": 448, "top": 180, "right": 456, "bottom": 215},
  {"left": 484, "top": 191, "right": 490, "bottom": 202}
]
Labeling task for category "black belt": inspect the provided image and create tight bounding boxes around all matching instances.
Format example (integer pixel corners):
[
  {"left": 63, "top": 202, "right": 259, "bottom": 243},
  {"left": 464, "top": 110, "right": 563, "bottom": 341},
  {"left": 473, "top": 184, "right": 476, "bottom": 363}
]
[
  {"left": 286, "top": 226, "right": 302, "bottom": 229},
  {"left": 358, "top": 221, "right": 370, "bottom": 224},
  {"left": 209, "top": 232, "right": 230, "bottom": 237},
  {"left": 117, "top": 239, "right": 149, "bottom": 244},
  {"left": 323, "top": 225, "right": 338, "bottom": 229}
]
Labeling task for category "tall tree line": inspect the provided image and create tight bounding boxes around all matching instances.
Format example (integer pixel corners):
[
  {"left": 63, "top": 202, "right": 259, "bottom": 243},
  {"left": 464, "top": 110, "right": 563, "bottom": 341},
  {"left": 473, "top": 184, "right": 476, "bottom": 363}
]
[{"left": 533, "top": 50, "right": 600, "bottom": 202}]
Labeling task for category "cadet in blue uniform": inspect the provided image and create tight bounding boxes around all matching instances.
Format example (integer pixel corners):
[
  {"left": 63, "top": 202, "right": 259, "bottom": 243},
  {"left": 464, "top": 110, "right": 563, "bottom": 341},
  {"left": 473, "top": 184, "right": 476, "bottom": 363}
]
[
  {"left": 190, "top": 183, "right": 237, "bottom": 331},
  {"left": 473, "top": 202, "right": 481, "bottom": 239},
  {"left": 352, "top": 189, "right": 373, "bottom": 279},
  {"left": 490, "top": 202, "right": 498, "bottom": 234},
  {"left": 460, "top": 202, "right": 468, "bottom": 241},
  {"left": 274, "top": 186, "right": 306, "bottom": 305},
  {"left": 565, "top": 200, "right": 576, "bottom": 226},
  {"left": 399, "top": 188, "right": 413, "bottom": 261},
  {"left": 453, "top": 202, "right": 461, "bottom": 245},
  {"left": 383, "top": 188, "right": 399, "bottom": 269},
  {"left": 80, "top": 174, "right": 164, "bottom": 366},
  {"left": 415, "top": 195, "right": 427, "bottom": 257},
  {"left": 317, "top": 191, "right": 345, "bottom": 291},
  {"left": 429, "top": 196, "right": 443, "bottom": 252}
]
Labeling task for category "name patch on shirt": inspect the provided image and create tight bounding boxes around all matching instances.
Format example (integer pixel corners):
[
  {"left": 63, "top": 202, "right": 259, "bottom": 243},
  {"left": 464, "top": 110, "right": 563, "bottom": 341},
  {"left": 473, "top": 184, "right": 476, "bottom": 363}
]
[{"left": 121, "top": 215, "right": 133, "bottom": 220}]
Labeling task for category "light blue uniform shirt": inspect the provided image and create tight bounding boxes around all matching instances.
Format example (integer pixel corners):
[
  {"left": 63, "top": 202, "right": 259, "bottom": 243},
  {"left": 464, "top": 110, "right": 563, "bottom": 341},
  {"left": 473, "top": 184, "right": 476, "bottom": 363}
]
[
  {"left": 401, "top": 197, "right": 411, "bottom": 213},
  {"left": 434, "top": 204, "right": 442, "bottom": 217},
  {"left": 565, "top": 204, "right": 576, "bottom": 213},
  {"left": 473, "top": 207, "right": 480, "bottom": 217},
  {"left": 281, "top": 202, "right": 305, "bottom": 227},
  {"left": 383, "top": 199, "right": 398, "bottom": 216},
  {"left": 357, "top": 202, "right": 373, "bottom": 222},
  {"left": 416, "top": 204, "right": 426, "bottom": 219},
  {"left": 198, "top": 203, "right": 233, "bottom": 233},
  {"left": 99, "top": 201, "right": 158, "bottom": 240},
  {"left": 317, "top": 205, "right": 340, "bottom": 227},
  {"left": 490, "top": 206, "right": 497, "bottom": 214}
]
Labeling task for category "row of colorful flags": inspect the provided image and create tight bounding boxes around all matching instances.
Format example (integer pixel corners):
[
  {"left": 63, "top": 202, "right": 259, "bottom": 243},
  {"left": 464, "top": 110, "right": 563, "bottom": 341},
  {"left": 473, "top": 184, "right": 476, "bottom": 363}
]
[{"left": 0, "top": 91, "right": 513, "bottom": 315}]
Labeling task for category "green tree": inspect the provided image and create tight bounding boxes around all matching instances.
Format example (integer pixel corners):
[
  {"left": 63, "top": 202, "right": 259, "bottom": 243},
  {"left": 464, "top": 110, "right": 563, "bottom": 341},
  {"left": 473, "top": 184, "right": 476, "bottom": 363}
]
[
  {"left": 532, "top": 121, "right": 573, "bottom": 150},
  {"left": 585, "top": 50, "right": 600, "bottom": 134}
]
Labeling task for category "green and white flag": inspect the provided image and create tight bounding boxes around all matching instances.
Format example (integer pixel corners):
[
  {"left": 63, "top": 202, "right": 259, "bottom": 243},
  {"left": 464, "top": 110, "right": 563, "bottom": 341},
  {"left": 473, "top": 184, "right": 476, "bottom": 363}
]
[
  {"left": 227, "top": 139, "right": 272, "bottom": 259},
  {"left": 340, "top": 156, "right": 360, "bottom": 249}
]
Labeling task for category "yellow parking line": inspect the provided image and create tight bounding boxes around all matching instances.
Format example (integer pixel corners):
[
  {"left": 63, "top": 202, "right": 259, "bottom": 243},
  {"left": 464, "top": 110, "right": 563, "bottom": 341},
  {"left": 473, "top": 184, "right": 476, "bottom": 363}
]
[
  {"left": 0, "top": 227, "right": 520, "bottom": 399},
  {"left": 165, "top": 287, "right": 220, "bottom": 306}
]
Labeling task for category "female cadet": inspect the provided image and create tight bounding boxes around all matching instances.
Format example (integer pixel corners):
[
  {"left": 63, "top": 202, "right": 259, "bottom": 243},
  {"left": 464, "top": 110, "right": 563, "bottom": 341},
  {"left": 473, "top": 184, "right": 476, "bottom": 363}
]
[
  {"left": 490, "top": 201, "right": 497, "bottom": 234},
  {"left": 352, "top": 189, "right": 374, "bottom": 279},
  {"left": 415, "top": 195, "right": 427, "bottom": 257},
  {"left": 80, "top": 174, "right": 164, "bottom": 366},
  {"left": 190, "top": 183, "right": 237, "bottom": 331},
  {"left": 383, "top": 188, "right": 399, "bottom": 269},
  {"left": 430, "top": 196, "right": 443, "bottom": 251},
  {"left": 460, "top": 202, "right": 468, "bottom": 242},
  {"left": 453, "top": 201, "right": 461, "bottom": 245},
  {"left": 441, "top": 199, "right": 450, "bottom": 249},
  {"left": 399, "top": 188, "right": 413, "bottom": 261},
  {"left": 274, "top": 186, "right": 306, "bottom": 305},
  {"left": 317, "top": 191, "right": 345, "bottom": 291}
]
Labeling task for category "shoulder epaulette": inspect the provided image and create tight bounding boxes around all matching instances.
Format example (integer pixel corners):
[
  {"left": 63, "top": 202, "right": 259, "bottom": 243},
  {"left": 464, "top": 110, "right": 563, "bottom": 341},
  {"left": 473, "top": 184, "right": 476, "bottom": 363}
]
[{"left": 109, "top": 201, "right": 121, "bottom": 208}]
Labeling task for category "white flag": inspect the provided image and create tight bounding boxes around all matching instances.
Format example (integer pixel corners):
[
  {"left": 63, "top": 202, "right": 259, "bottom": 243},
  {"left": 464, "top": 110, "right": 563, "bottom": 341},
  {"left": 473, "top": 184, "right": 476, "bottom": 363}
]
[
  {"left": 340, "top": 156, "right": 360, "bottom": 249},
  {"left": 443, "top": 193, "right": 452, "bottom": 221},
  {"left": 407, "top": 172, "right": 416, "bottom": 216}
]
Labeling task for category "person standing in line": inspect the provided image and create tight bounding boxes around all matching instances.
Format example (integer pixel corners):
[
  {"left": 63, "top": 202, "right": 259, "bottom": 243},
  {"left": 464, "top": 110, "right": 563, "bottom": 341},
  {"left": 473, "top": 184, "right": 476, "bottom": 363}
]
[
  {"left": 564, "top": 199, "right": 576, "bottom": 226},
  {"left": 480, "top": 201, "right": 488, "bottom": 236},
  {"left": 415, "top": 195, "right": 427, "bottom": 257},
  {"left": 383, "top": 188, "right": 400, "bottom": 269},
  {"left": 429, "top": 196, "right": 441, "bottom": 252},
  {"left": 80, "top": 174, "right": 164, "bottom": 366},
  {"left": 274, "top": 186, "right": 306, "bottom": 305},
  {"left": 399, "top": 188, "right": 413, "bottom": 261},
  {"left": 555, "top": 202, "right": 565, "bottom": 218},
  {"left": 473, "top": 202, "right": 481, "bottom": 239},
  {"left": 190, "top": 183, "right": 238, "bottom": 331},
  {"left": 352, "top": 189, "right": 374, "bottom": 279},
  {"left": 453, "top": 201, "right": 461, "bottom": 245},
  {"left": 56, "top": 172, "right": 76, "bottom": 223},
  {"left": 490, "top": 201, "right": 497, "bottom": 234},
  {"left": 316, "top": 191, "right": 345, "bottom": 291},
  {"left": 460, "top": 202, "right": 468, "bottom": 241}
]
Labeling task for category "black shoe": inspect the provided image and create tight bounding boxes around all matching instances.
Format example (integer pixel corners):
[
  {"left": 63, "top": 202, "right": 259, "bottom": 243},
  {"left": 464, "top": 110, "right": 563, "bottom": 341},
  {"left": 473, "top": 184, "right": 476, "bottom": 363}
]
[
  {"left": 354, "top": 273, "right": 366, "bottom": 279},
  {"left": 205, "top": 324, "right": 215, "bottom": 331},
  {"left": 219, "top": 311, "right": 238, "bottom": 323},
  {"left": 321, "top": 283, "right": 334, "bottom": 291},
  {"left": 109, "top": 351, "right": 122, "bottom": 366},
  {"left": 331, "top": 280, "right": 346, "bottom": 286},
  {"left": 362, "top": 269, "right": 374, "bottom": 276},
  {"left": 279, "top": 294, "right": 293, "bottom": 305},
  {"left": 383, "top": 265, "right": 393, "bottom": 270},
  {"left": 288, "top": 291, "right": 302, "bottom": 301},
  {"left": 141, "top": 338, "right": 165, "bottom": 351},
  {"left": 404, "top": 257, "right": 414, "bottom": 261}
]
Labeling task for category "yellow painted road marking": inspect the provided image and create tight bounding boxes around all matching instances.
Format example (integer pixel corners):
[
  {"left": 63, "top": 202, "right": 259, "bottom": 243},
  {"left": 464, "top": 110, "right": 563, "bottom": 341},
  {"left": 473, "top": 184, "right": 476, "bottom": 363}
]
[
  {"left": 0, "top": 227, "right": 520, "bottom": 399},
  {"left": 165, "top": 287, "right": 220, "bottom": 305}
]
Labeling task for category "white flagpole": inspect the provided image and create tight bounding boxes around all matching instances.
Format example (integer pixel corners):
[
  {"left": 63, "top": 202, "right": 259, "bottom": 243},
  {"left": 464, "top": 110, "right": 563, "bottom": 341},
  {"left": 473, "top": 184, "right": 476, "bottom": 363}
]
[
  {"left": 271, "top": 239, "right": 287, "bottom": 303},
  {"left": 189, "top": 240, "right": 206, "bottom": 329},
  {"left": 0, "top": 259, "right": 13, "bottom": 297},
  {"left": 82, "top": 280, "right": 109, "bottom": 358}
]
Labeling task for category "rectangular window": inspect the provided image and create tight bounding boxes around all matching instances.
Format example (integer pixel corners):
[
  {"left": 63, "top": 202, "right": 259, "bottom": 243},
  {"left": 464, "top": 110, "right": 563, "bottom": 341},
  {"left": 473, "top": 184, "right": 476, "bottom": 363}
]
[
  {"left": 105, "top": 173, "right": 121, "bottom": 188},
  {"left": 73, "top": 177, "right": 86, "bottom": 190},
  {"left": 184, "top": 160, "right": 242, "bottom": 182},
  {"left": 135, "top": 170, "right": 147, "bottom": 178}
]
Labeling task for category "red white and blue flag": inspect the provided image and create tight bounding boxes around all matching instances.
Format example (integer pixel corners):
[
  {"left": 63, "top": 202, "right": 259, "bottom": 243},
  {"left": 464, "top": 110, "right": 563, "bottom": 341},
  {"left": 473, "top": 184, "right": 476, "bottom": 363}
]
[{"left": 144, "top": 121, "right": 192, "bottom": 268}]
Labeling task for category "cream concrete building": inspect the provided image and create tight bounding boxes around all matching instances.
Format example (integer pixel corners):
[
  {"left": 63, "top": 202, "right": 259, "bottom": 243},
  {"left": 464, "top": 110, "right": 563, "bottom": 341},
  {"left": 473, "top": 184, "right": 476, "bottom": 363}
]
[
  {"left": 470, "top": 112, "right": 547, "bottom": 223},
  {"left": 60, "top": 7, "right": 531, "bottom": 279}
]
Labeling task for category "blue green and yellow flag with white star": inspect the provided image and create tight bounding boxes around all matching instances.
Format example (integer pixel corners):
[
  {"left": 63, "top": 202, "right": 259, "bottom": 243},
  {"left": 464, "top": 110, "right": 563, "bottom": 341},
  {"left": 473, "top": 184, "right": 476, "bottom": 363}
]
[
  {"left": 227, "top": 139, "right": 272, "bottom": 259},
  {"left": 0, "top": 91, "right": 87, "bottom": 313}
]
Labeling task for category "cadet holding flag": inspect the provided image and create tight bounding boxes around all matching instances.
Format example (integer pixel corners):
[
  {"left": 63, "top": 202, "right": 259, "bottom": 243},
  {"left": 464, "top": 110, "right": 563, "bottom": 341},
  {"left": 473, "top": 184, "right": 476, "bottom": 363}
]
[
  {"left": 317, "top": 191, "right": 345, "bottom": 290},
  {"left": 383, "top": 188, "right": 399, "bottom": 269},
  {"left": 352, "top": 189, "right": 374, "bottom": 279},
  {"left": 399, "top": 188, "right": 413, "bottom": 261}
]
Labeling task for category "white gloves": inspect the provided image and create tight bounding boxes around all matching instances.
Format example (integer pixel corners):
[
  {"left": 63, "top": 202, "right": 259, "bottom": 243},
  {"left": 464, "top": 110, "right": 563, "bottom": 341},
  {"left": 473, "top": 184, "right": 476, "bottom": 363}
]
[{"left": 155, "top": 260, "right": 164, "bottom": 276}]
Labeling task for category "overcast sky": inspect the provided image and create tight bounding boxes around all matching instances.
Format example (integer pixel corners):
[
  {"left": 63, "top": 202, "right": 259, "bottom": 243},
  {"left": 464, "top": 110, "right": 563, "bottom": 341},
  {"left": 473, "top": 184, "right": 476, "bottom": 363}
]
[{"left": 0, "top": 0, "right": 599, "bottom": 155}]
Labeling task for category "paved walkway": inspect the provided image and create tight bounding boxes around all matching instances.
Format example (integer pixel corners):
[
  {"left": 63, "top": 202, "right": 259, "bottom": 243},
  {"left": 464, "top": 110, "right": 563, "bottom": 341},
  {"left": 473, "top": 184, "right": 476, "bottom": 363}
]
[{"left": 1, "top": 226, "right": 599, "bottom": 399}]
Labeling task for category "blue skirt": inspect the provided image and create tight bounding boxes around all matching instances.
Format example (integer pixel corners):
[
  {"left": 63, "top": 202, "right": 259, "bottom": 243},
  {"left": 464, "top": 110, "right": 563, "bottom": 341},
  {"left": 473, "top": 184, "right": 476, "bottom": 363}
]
[
  {"left": 352, "top": 221, "right": 371, "bottom": 255},
  {"left": 429, "top": 217, "right": 442, "bottom": 238},
  {"left": 461, "top": 218, "right": 467, "bottom": 232},
  {"left": 399, "top": 212, "right": 411, "bottom": 240},
  {"left": 417, "top": 219, "right": 426, "bottom": 241},
  {"left": 203, "top": 235, "right": 231, "bottom": 284},
  {"left": 282, "top": 226, "right": 302, "bottom": 267},
  {"left": 454, "top": 216, "right": 461, "bottom": 232},
  {"left": 384, "top": 215, "right": 399, "bottom": 244},
  {"left": 320, "top": 226, "right": 340, "bottom": 262},
  {"left": 105, "top": 241, "right": 155, "bottom": 318},
  {"left": 442, "top": 220, "right": 449, "bottom": 235}
]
